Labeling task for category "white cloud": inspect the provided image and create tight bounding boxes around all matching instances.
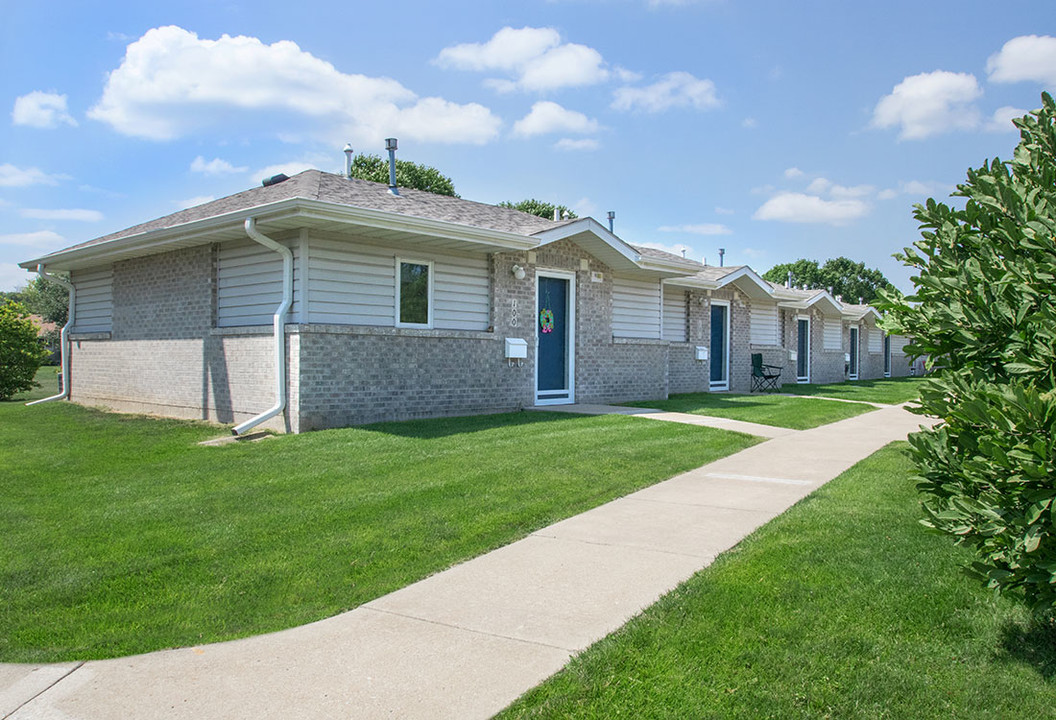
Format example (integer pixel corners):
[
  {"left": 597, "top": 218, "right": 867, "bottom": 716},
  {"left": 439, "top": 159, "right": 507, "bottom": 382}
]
[
  {"left": 802, "top": 177, "right": 873, "bottom": 199},
  {"left": 879, "top": 180, "right": 950, "bottom": 200},
  {"left": 0, "top": 263, "right": 35, "bottom": 292},
  {"left": 190, "top": 156, "right": 248, "bottom": 175},
  {"left": 658, "top": 223, "right": 732, "bottom": 235},
  {"left": 573, "top": 197, "right": 598, "bottom": 217},
  {"left": 714, "top": 206, "right": 734, "bottom": 215},
  {"left": 176, "top": 195, "right": 216, "bottom": 209},
  {"left": 753, "top": 192, "right": 870, "bottom": 225},
  {"left": 741, "top": 117, "right": 758, "bottom": 129},
  {"left": 436, "top": 27, "right": 609, "bottom": 92},
  {"left": 987, "top": 105, "right": 1027, "bottom": 133},
  {"left": 987, "top": 35, "right": 1056, "bottom": 86},
  {"left": 513, "top": 102, "right": 599, "bottom": 137},
  {"left": 877, "top": 188, "right": 898, "bottom": 201},
  {"left": 89, "top": 26, "right": 500, "bottom": 145},
  {"left": 612, "top": 71, "right": 720, "bottom": 113},
  {"left": 784, "top": 167, "right": 804, "bottom": 179},
  {"left": 20, "top": 208, "right": 104, "bottom": 222},
  {"left": 12, "top": 91, "right": 77, "bottom": 128},
  {"left": 0, "top": 164, "right": 67, "bottom": 187},
  {"left": 555, "top": 138, "right": 600, "bottom": 151},
  {"left": 0, "top": 230, "right": 67, "bottom": 247},
  {"left": 871, "top": 71, "right": 982, "bottom": 140}
]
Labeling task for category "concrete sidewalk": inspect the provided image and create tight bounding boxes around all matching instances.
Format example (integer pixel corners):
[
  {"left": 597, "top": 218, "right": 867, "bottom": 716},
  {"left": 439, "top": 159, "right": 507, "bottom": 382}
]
[
  {"left": 2, "top": 405, "right": 932, "bottom": 720},
  {"left": 528, "top": 402, "right": 799, "bottom": 438}
]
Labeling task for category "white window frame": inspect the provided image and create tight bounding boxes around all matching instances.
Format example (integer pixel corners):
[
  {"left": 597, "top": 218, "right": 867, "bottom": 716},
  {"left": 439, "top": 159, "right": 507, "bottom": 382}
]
[{"left": 395, "top": 257, "right": 434, "bottom": 329}]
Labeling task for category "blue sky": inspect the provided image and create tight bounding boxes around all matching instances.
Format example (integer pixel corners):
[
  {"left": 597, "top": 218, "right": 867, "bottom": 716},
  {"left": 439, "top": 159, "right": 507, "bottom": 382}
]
[{"left": 2, "top": 0, "right": 1054, "bottom": 293}]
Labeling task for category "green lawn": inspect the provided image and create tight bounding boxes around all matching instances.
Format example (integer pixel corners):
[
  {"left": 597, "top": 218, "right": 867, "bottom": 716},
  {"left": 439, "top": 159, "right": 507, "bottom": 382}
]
[
  {"left": 0, "top": 395, "right": 759, "bottom": 663},
  {"left": 781, "top": 376, "right": 925, "bottom": 405},
  {"left": 624, "top": 391, "right": 875, "bottom": 429},
  {"left": 499, "top": 443, "right": 1056, "bottom": 719}
]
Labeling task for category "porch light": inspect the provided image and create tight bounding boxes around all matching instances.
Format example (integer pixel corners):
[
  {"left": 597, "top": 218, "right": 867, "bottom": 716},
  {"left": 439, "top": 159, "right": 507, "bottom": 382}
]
[{"left": 512, "top": 264, "right": 526, "bottom": 280}]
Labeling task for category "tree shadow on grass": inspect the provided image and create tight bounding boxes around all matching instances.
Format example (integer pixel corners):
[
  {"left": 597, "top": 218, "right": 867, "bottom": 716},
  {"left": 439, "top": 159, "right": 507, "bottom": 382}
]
[
  {"left": 998, "top": 614, "right": 1056, "bottom": 679},
  {"left": 357, "top": 409, "right": 595, "bottom": 440}
]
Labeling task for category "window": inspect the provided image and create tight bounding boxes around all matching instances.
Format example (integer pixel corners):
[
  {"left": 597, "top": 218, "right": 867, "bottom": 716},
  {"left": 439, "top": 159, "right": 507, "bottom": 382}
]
[{"left": 396, "top": 258, "right": 432, "bottom": 327}]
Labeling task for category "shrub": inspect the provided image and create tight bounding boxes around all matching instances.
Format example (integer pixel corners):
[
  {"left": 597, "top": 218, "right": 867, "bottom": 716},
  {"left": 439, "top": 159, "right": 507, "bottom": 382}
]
[
  {"left": 882, "top": 94, "right": 1056, "bottom": 613},
  {"left": 0, "top": 300, "right": 51, "bottom": 400}
]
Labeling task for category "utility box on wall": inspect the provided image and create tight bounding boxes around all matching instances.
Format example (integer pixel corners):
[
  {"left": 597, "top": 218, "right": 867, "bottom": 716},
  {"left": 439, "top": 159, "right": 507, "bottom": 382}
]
[
  {"left": 505, "top": 338, "right": 528, "bottom": 359},
  {"left": 695, "top": 346, "right": 709, "bottom": 361}
]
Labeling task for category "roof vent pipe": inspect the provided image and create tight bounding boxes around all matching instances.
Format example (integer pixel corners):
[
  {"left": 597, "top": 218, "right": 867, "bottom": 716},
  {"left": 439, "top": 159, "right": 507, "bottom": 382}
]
[
  {"left": 607, "top": 211, "right": 615, "bottom": 233},
  {"left": 786, "top": 271, "right": 791, "bottom": 288},
  {"left": 718, "top": 248, "right": 725, "bottom": 267},
  {"left": 26, "top": 265, "right": 74, "bottom": 407},
  {"left": 681, "top": 248, "right": 687, "bottom": 258},
  {"left": 343, "top": 143, "right": 353, "bottom": 177},
  {"left": 553, "top": 208, "right": 559, "bottom": 221},
  {"left": 385, "top": 138, "right": 399, "bottom": 196}
]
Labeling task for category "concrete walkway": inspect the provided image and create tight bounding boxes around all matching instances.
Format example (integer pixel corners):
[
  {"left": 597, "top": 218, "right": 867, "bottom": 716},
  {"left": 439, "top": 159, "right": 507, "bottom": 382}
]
[
  {"left": 528, "top": 402, "right": 799, "bottom": 438},
  {"left": 2, "top": 405, "right": 932, "bottom": 720}
]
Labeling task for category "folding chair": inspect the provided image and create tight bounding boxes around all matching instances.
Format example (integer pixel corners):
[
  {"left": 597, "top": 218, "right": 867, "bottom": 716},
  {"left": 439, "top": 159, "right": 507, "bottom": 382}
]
[{"left": 750, "top": 353, "right": 782, "bottom": 393}]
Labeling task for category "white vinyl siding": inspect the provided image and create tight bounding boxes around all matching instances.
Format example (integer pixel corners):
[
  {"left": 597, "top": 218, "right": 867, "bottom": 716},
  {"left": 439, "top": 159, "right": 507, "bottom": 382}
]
[
  {"left": 308, "top": 239, "right": 394, "bottom": 326},
  {"left": 72, "top": 266, "right": 113, "bottom": 332},
  {"left": 891, "top": 335, "right": 911, "bottom": 354},
  {"left": 612, "top": 275, "right": 661, "bottom": 339},
  {"left": 217, "top": 239, "right": 301, "bottom": 327},
  {"left": 823, "top": 317, "right": 842, "bottom": 350},
  {"left": 869, "top": 328, "right": 883, "bottom": 353},
  {"left": 306, "top": 238, "right": 489, "bottom": 330},
  {"left": 433, "top": 255, "right": 489, "bottom": 331},
  {"left": 750, "top": 302, "right": 779, "bottom": 346},
  {"left": 662, "top": 285, "right": 687, "bottom": 342}
]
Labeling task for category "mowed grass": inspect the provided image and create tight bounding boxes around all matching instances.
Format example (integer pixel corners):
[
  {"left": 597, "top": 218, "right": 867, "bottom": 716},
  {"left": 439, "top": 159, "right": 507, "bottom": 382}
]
[
  {"left": 499, "top": 443, "right": 1056, "bottom": 719},
  {"left": 0, "top": 395, "right": 759, "bottom": 663},
  {"left": 624, "top": 391, "right": 875, "bottom": 429},
  {"left": 781, "top": 376, "right": 925, "bottom": 405}
]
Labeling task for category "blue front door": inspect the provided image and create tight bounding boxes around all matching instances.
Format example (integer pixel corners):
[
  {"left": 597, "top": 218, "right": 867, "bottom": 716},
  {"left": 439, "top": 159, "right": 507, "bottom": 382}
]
[
  {"left": 797, "top": 318, "right": 810, "bottom": 381},
  {"left": 537, "top": 275, "right": 571, "bottom": 403},
  {"left": 709, "top": 303, "right": 728, "bottom": 388}
]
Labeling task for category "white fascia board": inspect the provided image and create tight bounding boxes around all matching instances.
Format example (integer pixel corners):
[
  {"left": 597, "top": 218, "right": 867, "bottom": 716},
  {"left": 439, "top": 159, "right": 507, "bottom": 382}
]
[
  {"left": 716, "top": 266, "right": 774, "bottom": 300},
  {"left": 532, "top": 217, "right": 641, "bottom": 263},
  {"left": 21, "top": 197, "right": 537, "bottom": 271},
  {"left": 843, "top": 306, "right": 882, "bottom": 323}
]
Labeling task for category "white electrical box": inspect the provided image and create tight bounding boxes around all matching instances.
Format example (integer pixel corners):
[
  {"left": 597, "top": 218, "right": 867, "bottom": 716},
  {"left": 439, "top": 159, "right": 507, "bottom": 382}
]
[
  {"left": 789, "top": 350, "right": 798, "bottom": 362},
  {"left": 844, "top": 352, "right": 851, "bottom": 363},
  {"left": 695, "top": 346, "right": 709, "bottom": 361},
  {"left": 505, "top": 338, "right": 528, "bottom": 359}
]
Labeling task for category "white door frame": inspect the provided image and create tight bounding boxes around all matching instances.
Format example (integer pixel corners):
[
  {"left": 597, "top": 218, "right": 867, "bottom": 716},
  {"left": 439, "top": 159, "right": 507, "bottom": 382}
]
[
  {"left": 710, "top": 299, "right": 730, "bottom": 391},
  {"left": 534, "top": 269, "right": 576, "bottom": 405},
  {"left": 796, "top": 315, "right": 811, "bottom": 383},
  {"left": 848, "top": 326, "right": 859, "bottom": 380}
]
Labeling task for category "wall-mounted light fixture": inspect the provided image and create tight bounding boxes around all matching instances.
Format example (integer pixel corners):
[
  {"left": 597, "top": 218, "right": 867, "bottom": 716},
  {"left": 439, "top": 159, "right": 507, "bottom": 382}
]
[{"left": 512, "top": 264, "right": 526, "bottom": 280}]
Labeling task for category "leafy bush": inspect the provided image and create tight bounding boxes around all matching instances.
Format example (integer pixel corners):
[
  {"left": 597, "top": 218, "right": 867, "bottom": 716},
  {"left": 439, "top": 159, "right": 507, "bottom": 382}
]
[
  {"left": 883, "top": 94, "right": 1056, "bottom": 613},
  {"left": 0, "top": 300, "right": 51, "bottom": 400}
]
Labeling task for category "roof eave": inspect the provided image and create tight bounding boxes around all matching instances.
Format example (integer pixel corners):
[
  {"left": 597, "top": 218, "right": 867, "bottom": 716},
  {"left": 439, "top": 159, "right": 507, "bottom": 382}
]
[{"left": 21, "top": 197, "right": 539, "bottom": 271}]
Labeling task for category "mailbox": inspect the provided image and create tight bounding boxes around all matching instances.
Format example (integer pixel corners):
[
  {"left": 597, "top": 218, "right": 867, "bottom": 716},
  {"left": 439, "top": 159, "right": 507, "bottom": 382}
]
[{"left": 505, "top": 338, "right": 528, "bottom": 359}]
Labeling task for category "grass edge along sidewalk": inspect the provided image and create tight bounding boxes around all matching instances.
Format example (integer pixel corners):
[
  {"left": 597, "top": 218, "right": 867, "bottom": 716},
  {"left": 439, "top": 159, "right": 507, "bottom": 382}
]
[
  {"left": 0, "top": 398, "right": 759, "bottom": 663},
  {"left": 498, "top": 442, "right": 1056, "bottom": 720},
  {"left": 624, "top": 391, "right": 876, "bottom": 430}
]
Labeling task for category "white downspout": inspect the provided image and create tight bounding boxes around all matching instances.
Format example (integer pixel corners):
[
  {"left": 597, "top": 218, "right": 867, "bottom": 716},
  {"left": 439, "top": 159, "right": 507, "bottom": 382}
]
[
  {"left": 232, "top": 217, "right": 293, "bottom": 435},
  {"left": 26, "top": 265, "right": 74, "bottom": 406}
]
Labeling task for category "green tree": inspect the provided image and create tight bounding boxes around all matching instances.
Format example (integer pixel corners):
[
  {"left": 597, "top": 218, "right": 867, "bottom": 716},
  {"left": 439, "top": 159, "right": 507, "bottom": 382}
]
[
  {"left": 762, "top": 257, "right": 895, "bottom": 304},
  {"left": 881, "top": 94, "right": 1056, "bottom": 613},
  {"left": 762, "top": 259, "right": 827, "bottom": 290},
  {"left": 0, "top": 300, "right": 50, "bottom": 400},
  {"left": 12, "top": 275, "right": 69, "bottom": 325},
  {"left": 498, "top": 199, "right": 578, "bottom": 220},
  {"left": 349, "top": 154, "right": 457, "bottom": 197}
]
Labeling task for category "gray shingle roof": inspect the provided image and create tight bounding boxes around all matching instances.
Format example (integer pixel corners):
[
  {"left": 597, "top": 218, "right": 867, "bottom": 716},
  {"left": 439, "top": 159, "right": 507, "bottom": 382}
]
[{"left": 60, "top": 170, "right": 573, "bottom": 254}]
